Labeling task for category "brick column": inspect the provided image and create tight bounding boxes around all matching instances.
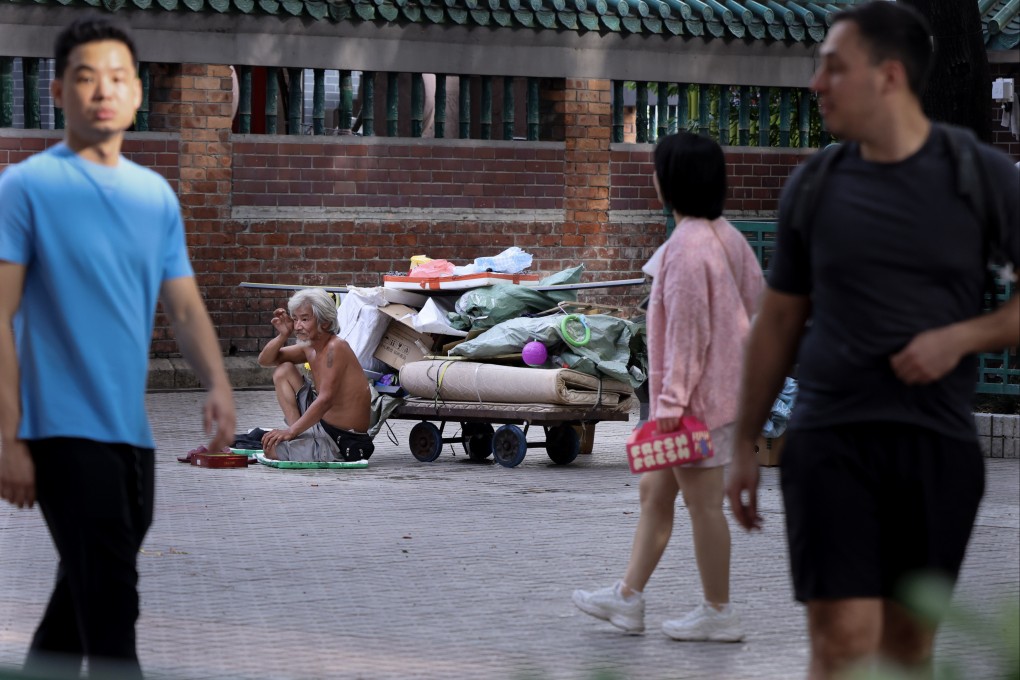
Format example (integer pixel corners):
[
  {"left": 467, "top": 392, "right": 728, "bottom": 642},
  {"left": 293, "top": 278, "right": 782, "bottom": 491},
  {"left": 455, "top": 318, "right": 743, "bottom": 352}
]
[
  {"left": 560, "top": 79, "right": 612, "bottom": 273},
  {"left": 176, "top": 64, "right": 234, "bottom": 223},
  {"left": 150, "top": 63, "right": 236, "bottom": 356}
]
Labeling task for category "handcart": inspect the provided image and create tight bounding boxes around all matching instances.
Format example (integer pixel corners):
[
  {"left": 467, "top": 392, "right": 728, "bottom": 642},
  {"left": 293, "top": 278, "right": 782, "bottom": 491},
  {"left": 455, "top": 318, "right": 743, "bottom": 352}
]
[{"left": 390, "top": 397, "right": 630, "bottom": 468}]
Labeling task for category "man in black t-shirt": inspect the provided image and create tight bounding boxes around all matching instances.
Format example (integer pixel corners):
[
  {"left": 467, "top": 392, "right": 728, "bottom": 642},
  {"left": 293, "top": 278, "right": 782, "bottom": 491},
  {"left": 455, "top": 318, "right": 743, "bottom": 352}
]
[{"left": 726, "top": 3, "right": 1020, "bottom": 678}]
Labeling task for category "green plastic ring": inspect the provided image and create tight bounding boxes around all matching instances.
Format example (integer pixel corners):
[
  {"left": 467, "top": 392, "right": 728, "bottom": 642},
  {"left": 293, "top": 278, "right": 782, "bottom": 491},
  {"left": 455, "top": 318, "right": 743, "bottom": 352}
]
[{"left": 560, "top": 314, "right": 591, "bottom": 348}]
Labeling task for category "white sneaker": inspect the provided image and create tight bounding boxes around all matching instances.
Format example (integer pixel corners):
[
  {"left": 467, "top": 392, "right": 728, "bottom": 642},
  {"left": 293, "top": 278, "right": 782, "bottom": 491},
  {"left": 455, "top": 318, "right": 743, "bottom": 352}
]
[
  {"left": 661, "top": 603, "right": 744, "bottom": 642},
  {"left": 572, "top": 581, "right": 645, "bottom": 634}
]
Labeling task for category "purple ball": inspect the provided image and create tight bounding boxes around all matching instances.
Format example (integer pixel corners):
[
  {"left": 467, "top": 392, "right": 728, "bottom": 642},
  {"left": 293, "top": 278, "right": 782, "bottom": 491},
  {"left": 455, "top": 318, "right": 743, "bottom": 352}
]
[{"left": 522, "top": 340, "right": 548, "bottom": 366}]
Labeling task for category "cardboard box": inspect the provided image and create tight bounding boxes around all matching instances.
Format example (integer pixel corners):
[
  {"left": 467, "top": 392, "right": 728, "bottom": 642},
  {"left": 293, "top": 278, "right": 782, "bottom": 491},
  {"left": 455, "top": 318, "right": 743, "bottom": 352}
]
[
  {"left": 371, "top": 303, "right": 468, "bottom": 370},
  {"left": 373, "top": 319, "right": 435, "bottom": 370},
  {"left": 756, "top": 434, "right": 786, "bottom": 467},
  {"left": 376, "top": 303, "right": 421, "bottom": 326}
]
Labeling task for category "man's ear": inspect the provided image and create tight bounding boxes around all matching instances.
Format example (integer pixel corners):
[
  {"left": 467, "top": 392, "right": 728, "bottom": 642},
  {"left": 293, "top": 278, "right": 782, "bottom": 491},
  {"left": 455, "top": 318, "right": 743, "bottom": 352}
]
[
  {"left": 131, "top": 74, "right": 143, "bottom": 111},
  {"left": 878, "top": 59, "right": 907, "bottom": 96},
  {"left": 51, "top": 77, "right": 63, "bottom": 109}
]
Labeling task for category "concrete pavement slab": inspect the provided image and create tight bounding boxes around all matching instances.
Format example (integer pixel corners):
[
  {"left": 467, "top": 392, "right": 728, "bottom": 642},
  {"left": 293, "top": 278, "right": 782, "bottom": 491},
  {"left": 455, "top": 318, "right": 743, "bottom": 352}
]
[{"left": 0, "top": 390, "right": 1017, "bottom": 679}]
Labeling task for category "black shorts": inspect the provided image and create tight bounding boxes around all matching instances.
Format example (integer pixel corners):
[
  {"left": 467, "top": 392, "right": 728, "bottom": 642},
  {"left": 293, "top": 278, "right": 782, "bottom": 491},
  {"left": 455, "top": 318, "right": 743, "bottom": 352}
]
[
  {"left": 320, "top": 420, "right": 375, "bottom": 461},
  {"left": 780, "top": 422, "right": 984, "bottom": 603}
]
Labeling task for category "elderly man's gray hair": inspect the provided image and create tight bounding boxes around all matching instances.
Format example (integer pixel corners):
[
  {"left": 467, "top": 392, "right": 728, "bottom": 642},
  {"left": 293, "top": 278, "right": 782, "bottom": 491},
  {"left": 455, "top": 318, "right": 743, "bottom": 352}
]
[{"left": 288, "top": 288, "right": 340, "bottom": 335}]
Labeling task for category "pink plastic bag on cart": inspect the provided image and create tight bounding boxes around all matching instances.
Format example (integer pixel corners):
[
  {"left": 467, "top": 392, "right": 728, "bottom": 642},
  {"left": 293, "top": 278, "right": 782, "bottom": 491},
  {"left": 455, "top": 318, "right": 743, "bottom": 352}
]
[{"left": 409, "top": 259, "right": 456, "bottom": 278}]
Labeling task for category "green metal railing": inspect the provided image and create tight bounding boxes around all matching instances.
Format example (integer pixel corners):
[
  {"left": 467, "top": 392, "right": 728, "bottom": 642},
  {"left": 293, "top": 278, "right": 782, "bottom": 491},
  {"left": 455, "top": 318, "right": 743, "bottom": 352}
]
[
  {"left": 0, "top": 57, "right": 153, "bottom": 131},
  {"left": 732, "top": 220, "right": 1018, "bottom": 396},
  {"left": 615, "top": 82, "right": 830, "bottom": 148},
  {"left": 1, "top": 56, "right": 834, "bottom": 147},
  {"left": 234, "top": 68, "right": 544, "bottom": 139}
]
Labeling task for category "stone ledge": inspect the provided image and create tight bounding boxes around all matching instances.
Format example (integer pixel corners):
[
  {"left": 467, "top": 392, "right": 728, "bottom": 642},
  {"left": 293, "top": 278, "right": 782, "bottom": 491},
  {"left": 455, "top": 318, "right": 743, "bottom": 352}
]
[{"left": 147, "top": 355, "right": 274, "bottom": 391}]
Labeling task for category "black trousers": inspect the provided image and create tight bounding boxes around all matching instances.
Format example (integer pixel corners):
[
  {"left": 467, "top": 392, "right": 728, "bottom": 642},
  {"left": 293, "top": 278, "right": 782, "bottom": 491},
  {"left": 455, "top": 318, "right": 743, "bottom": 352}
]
[{"left": 24, "top": 438, "right": 155, "bottom": 679}]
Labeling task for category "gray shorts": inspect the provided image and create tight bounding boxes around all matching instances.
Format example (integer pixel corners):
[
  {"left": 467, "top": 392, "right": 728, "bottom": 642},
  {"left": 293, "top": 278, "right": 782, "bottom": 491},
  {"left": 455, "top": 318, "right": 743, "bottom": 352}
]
[{"left": 275, "top": 378, "right": 373, "bottom": 463}]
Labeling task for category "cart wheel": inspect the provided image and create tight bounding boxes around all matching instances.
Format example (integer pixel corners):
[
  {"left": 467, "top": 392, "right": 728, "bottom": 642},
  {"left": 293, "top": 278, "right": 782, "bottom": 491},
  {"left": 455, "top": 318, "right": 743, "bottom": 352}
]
[
  {"left": 409, "top": 422, "right": 443, "bottom": 463},
  {"left": 546, "top": 424, "right": 581, "bottom": 465},
  {"left": 462, "top": 423, "right": 494, "bottom": 461},
  {"left": 492, "top": 425, "right": 528, "bottom": 468}
]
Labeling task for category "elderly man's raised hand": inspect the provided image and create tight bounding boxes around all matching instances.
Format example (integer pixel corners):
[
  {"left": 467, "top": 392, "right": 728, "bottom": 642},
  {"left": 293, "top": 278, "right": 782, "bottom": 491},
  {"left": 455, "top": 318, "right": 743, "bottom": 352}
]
[{"left": 271, "top": 309, "right": 294, "bottom": 337}]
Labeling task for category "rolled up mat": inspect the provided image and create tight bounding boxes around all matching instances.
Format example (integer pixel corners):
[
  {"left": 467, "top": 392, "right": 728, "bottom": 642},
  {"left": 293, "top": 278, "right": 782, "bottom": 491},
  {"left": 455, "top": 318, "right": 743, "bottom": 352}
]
[{"left": 399, "top": 360, "right": 633, "bottom": 406}]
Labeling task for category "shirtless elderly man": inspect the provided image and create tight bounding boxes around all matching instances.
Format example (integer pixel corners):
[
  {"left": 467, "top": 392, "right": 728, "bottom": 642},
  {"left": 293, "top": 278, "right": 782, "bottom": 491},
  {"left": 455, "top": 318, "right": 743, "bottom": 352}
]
[{"left": 258, "top": 289, "right": 374, "bottom": 462}]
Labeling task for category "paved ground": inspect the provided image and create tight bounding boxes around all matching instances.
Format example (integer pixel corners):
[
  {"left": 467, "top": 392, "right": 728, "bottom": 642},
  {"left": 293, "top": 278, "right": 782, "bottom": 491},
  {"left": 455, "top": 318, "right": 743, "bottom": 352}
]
[{"left": 1, "top": 389, "right": 1017, "bottom": 680}]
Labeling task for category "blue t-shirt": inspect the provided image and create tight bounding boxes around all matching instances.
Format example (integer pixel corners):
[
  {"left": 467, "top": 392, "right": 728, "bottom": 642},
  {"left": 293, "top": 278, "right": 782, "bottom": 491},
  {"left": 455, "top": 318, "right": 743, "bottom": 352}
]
[{"left": 0, "top": 143, "right": 193, "bottom": 448}]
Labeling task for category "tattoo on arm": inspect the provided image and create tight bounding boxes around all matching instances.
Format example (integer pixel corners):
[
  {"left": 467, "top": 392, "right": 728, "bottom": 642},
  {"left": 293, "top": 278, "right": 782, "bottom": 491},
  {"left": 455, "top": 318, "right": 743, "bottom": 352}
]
[{"left": 326, "top": 349, "right": 334, "bottom": 368}]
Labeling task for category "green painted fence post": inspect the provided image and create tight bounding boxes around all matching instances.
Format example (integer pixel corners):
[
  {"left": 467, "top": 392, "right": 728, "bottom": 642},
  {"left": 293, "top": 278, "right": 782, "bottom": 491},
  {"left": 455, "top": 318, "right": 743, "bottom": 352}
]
[
  {"left": 738, "top": 85, "right": 750, "bottom": 146},
  {"left": 503, "top": 76, "right": 515, "bottom": 140},
  {"left": 339, "top": 70, "right": 353, "bottom": 134},
  {"left": 699, "top": 83, "right": 711, "bottom": 138},
  {"left": 758, "top": 86, "right": 770, "bottom": 146},
  {"left": 0, "top": 57, "right": 12, "bottom": 128},
  {"left": 527, "top": 77, "right": 539, "bottom": 141},
  {"left": 779, "top": 87, "right": 791, "bottom": 147},
  {"left": 435, "top": 74, "right": 447, "bottom": 138},
  {"left": 480, "top": 75, "right": 492, "bottom": 140},
  {"left": 798, "top": 89, "right": 810, "bottom": 148},
  {"left": 677, "top": 83, "right": 688, "bottom": 132},
  {"left": 411, "top": 72, "right": 425, "bottom": 137},
  {"left": 238, "top": 65, "right": 252, "bottom": 134},
  {"left": 611, "top": 80, "right": 624, "bottom": 143},
  {"left": 23, "top": 58, "right": 40, "bottom": 130},
  {"left": 135, "top": 62, "right": 150, "bottom": 132},
  {"left": 287, "top": 67, "right": 302, "bottom": 135},
  {"left": 719, "top": 86, "right": 730, "bottom": 146},
  {"left": 387, "top": 72, "right": 399, "bottom": 137},
  {"left": 657, "top": 82, "right": 668, "bottom": 140},
  {"left": 312, "top": 68, "right": 325, "bottom": 135},
  {"left": 459, "top": 75, "right": 471, "bottom": 139},
  {"left": 636, "top": 82, "right": 648, "bottom": 143},
  {"left": 266, "top": 67, "right": 279, "bottom": 134},
  {"left": 361, "top": 71, "right": 374, "bottom": 136}
]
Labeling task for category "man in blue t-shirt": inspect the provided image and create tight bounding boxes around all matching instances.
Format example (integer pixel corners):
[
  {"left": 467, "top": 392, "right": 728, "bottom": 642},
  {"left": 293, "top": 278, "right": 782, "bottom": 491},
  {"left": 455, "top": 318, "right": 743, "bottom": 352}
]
[
  {"left": 726, "top": 2, "right": 1019, "bottom": 678},
  {"left": 0, "top": 17, "right": 236, "bottom": 678}
]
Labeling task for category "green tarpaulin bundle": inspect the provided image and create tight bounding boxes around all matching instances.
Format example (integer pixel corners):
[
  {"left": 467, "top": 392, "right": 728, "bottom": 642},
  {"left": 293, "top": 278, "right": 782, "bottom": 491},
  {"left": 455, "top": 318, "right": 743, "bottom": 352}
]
[
  {"left": 448, "top": 266, "right": 585, "bottom": 331},
  {"left": 448, "top": 314, "right": 646, "bottom": 388}
]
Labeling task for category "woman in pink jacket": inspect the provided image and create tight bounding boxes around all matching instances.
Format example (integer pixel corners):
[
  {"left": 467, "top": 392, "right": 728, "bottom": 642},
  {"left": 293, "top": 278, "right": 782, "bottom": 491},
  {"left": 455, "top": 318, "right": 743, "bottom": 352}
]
[{"left": 573, "top": 132, "right": 764, "bottom": 641}]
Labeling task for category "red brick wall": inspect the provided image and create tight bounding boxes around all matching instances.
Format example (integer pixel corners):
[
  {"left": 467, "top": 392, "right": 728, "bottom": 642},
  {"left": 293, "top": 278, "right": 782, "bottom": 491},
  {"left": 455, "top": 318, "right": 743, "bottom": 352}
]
[
  {"left": 5, "top": 67, "right": 1017, "bottom": 358},
  {"left": 610, "top": 146, "right": 811, "bottom": 214},
  {"left": 232, "top": 140, "right": 564, "bottom": 211},
  {"left": 0, "top": 129, "right": 801, "bottom": 356},
  {"left": 0, "top": 134, "right": 180, "bottom": 189},
  {"left": 0, "top": 79, "right": 809, "bottom": 357},
  {"left": 193, "top": 218, "right": 586, "bottom": 354}
]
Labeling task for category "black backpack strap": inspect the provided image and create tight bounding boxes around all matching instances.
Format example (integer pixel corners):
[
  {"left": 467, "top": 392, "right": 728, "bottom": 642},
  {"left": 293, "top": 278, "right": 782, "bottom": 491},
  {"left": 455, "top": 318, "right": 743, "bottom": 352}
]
[
  {"left": 788, "top": 142, "right": 847, "bottom": 246},
  {"left": 938, "top": 122, "right": 1011, "bottom": 306},
  {"left": 939, "top": 123, "right": 988, "bottom": 228}
]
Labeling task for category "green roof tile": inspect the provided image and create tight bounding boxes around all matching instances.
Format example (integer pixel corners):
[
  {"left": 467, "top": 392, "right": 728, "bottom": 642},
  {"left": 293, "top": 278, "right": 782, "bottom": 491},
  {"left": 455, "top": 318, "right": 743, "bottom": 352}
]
[
  {"left": 0, "top": 0, "right": 1013, "bottom": 50},
  {"left": 983, "top": 0, "right": 1020, "bottom": 49}
]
